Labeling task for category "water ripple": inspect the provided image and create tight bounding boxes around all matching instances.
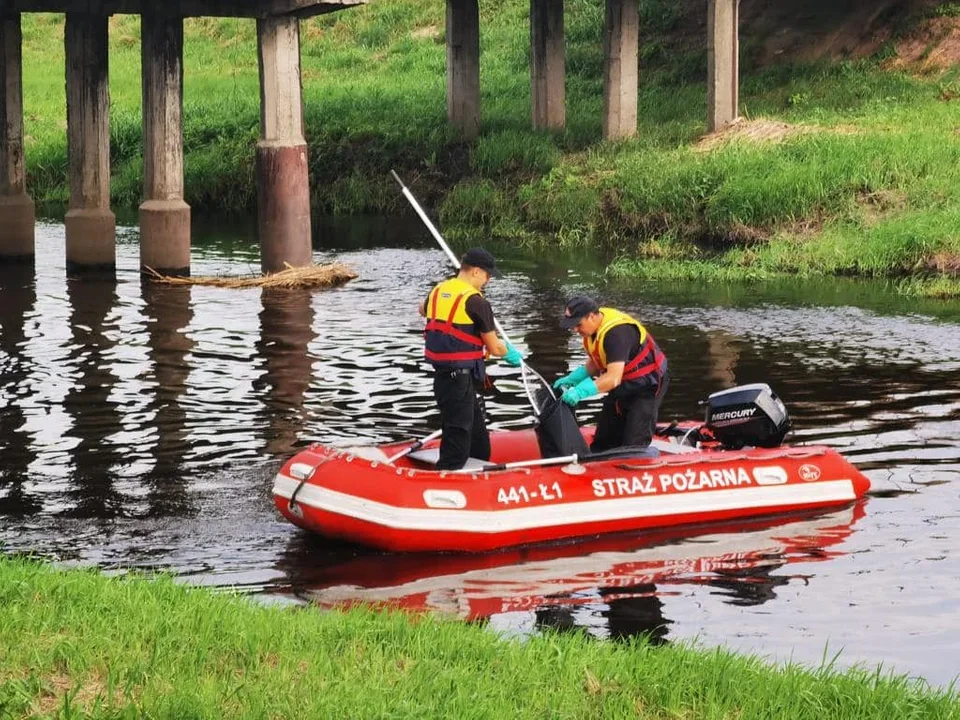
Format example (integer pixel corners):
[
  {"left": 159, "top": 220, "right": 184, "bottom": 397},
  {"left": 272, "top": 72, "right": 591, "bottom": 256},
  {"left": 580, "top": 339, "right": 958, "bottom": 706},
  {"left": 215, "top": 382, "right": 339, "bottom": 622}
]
[{"left": 1, "top": 220, "right": 958, "bottom": 686}]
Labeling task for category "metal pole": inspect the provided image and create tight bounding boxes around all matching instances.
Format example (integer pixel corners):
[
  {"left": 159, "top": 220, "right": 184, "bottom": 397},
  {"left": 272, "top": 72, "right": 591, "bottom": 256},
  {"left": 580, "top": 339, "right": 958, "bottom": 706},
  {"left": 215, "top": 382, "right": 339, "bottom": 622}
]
[{"left": 389, "top": 170, "right": 518, "bottom": 347}]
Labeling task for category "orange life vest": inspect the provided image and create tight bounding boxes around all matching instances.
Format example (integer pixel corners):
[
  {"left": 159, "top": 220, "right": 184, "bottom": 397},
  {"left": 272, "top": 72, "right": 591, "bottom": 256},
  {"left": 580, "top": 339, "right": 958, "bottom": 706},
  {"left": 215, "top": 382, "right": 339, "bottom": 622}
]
[
  {"left": 423, "top": 277, "right": 485, "bottom": 372},
  {"left": 584, "top": 307, "right": 667, "bottom": 390}
]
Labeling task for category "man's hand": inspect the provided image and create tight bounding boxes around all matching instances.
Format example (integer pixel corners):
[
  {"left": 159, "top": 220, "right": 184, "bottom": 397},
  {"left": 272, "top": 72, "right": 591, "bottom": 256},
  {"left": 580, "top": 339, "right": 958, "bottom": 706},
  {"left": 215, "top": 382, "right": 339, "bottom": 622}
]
[
  {"left": 501, "top": 342, "right": 523, "bottom": 367},
  {"left": 553, "top": 365, "right": 591, "bottom": 390},
  {"left": 561, "top": 378, "right": 598, "bottom": 406}
]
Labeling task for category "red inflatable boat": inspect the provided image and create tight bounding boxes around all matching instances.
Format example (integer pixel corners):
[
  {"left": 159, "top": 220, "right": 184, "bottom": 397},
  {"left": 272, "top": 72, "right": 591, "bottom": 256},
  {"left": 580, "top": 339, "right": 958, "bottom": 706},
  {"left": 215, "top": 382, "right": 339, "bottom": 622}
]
[{"left": 273, "top": 384, "right": 871, "bottom": 552}]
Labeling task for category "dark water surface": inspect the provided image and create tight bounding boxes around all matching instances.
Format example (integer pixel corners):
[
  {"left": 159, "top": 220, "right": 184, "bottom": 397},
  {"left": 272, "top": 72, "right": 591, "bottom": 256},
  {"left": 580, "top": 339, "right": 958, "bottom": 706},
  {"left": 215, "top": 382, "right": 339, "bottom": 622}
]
[{"left": 2, "top": 218, "right": 959, "bottom": 686}]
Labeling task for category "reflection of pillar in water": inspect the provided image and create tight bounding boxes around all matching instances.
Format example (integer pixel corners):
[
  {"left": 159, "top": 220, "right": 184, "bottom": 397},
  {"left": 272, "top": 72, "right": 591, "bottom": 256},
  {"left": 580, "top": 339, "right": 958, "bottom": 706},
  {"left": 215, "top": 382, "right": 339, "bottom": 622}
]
[
  {"left": 141, "top": 281, "right": 195, "bottom": 516},
  {"left": 599, "top": 584, "right": 671, "bottom": 644},
  {"left": 0, "top": 264, "right": 39, "bottom": 515},
  {"left": 533, "top": 585, "right": 671, "bottom": 645},
  {"left": 62, "top": 277, "right": 124, "bottom": 517},
  {"left": 535, "top": 605, "right": 579, "bottom": 633},
  {"left": 708, "top": 564, "right": 790, "bottom": 607},
  {"left": 254, "top": 288, "right": 316, "bottom": 457},
  {"left": 706, "top": 329, "right": 740, "bottom": 387}
]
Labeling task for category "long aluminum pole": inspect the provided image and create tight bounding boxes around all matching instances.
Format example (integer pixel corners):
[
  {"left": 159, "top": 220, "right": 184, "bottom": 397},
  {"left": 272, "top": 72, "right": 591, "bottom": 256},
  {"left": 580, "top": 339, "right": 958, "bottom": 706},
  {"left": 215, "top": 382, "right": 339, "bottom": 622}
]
[{"left": 390, "top": 170, "right": 516, "bottom": 347}]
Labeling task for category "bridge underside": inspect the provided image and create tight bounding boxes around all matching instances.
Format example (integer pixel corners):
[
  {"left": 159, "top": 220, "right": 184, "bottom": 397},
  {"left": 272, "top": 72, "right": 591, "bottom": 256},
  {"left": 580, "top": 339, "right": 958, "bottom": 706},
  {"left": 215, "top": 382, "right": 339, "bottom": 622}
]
[
  {"left": 6, "top": 1, "right": 365, "bottom": 18},
  {"left": 1, "top": 0, "right": 741, "bottom": 275}
]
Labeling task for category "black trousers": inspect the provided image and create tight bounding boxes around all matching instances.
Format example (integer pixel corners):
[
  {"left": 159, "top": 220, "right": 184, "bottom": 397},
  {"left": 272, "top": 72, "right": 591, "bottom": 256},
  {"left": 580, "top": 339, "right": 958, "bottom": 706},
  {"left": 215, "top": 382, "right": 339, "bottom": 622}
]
[
  {"left": 433, "top": 370, "right": 491, "bottom": 470},
  {"left": 590, "top": 372, "right": 670, "bottom": 452}
]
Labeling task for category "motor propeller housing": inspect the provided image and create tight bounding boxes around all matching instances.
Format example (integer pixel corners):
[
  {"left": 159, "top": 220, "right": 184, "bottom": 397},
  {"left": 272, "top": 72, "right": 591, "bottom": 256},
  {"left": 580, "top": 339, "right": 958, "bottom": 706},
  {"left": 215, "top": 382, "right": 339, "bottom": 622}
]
[{"left": 704, "top": 383, "right": 791, "bottom": 449}]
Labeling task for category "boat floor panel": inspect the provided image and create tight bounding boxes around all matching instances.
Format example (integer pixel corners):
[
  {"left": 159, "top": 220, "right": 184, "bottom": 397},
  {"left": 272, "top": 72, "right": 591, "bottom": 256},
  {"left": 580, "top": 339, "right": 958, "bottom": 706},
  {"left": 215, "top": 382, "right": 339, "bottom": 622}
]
[
  {"left": 651, "top": 439, "right": 700, "bottom": 455},
  {"left": 406, "top": 448, "right": 494, "bottom": 470}
]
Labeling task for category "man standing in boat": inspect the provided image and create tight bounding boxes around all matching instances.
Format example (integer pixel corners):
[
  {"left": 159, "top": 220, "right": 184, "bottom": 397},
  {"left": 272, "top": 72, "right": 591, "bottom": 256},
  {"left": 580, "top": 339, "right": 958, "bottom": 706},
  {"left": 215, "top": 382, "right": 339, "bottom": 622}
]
[
  {"left": 554, "top": 296, "right": 669, "bottom": 452},
  {"left": 419, "top": 248, "right": 523, "bottom": 470}
]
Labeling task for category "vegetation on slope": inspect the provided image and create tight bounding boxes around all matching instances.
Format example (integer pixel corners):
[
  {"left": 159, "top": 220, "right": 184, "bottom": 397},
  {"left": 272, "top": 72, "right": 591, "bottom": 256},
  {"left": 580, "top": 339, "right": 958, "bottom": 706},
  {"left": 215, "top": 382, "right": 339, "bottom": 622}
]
[{"left": 18, "top": 1, "right": 960, "bottom": 295}]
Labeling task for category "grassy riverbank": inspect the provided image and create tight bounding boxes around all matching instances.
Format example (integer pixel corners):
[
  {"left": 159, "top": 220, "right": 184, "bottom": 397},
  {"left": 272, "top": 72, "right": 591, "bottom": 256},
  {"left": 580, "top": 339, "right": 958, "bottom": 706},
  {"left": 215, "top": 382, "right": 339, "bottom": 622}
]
[
  {"left": 2, "top": 557, "right": 958, "bottom": 719},
  {"left": 18, "top": 2, "right": 960, "bottom": 296}
]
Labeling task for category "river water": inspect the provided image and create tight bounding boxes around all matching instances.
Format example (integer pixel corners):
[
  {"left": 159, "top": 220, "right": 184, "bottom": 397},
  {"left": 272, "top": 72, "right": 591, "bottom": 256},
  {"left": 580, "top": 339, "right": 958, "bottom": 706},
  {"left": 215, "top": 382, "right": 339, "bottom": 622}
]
[{"left": 1, "top": 217, "right": 958, "bottom": 687}]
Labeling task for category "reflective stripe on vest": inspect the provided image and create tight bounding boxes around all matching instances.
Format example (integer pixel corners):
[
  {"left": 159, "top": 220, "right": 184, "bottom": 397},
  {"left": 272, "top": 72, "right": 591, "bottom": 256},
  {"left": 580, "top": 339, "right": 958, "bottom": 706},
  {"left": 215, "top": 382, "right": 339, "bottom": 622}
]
[
  {"left": 584, "top": 307, "right": 666, "bottom": 384},
  {"left": 424, "top": 277, "right": 484, "bottom": 367}
]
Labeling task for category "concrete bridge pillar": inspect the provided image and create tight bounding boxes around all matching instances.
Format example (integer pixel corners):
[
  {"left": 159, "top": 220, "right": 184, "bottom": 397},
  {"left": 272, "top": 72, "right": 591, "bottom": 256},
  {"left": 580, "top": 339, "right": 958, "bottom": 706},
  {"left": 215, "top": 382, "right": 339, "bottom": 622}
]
[
  {"left": 707, "top": 0, "right": 740, "bottom": 132},
  {"left": 446, "top": 0, "right": 480, "bottom": 140},
  {"left": 602, "top": 0, "right": 639, "bottom": 141},
  {"left": 256, "top": 15, "right": 312, "bottom": 273},
  {"left": 0, "top": 13, "right": 35, "bottom": 262},
  {"left": 65, "top": 13, "right": 115, "bottom": 275},
  {"left": 140, "top": 13, "right": 190, "bottom": 277},
  {"left": 531, "top": 0, "right": 565, "bottom": 130}
]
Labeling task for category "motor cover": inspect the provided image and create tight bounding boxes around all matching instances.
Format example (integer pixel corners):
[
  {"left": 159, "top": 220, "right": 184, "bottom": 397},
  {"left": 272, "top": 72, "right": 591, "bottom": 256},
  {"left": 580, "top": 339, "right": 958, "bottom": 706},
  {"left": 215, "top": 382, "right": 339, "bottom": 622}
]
[{"left": 704, "top": 383, "right": 790, "bottom": 449}]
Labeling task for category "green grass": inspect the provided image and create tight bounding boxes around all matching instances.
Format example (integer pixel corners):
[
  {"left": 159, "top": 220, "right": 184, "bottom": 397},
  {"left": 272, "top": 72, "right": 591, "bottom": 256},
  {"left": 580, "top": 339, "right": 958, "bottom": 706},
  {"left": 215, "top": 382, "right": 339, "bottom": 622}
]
[
  {"left": 2, "top": 556, "right": 959, "bottom": 719},
  {"left": 16, "top": 3, "right": 960, "bottom": 295}
]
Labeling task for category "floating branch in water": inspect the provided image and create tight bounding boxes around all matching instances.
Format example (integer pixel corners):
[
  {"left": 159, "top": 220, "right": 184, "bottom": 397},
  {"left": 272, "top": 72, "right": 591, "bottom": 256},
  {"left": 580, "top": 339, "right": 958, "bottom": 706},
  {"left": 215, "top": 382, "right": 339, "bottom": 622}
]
[{"left": 144, "top": 262, "right": 359, "bottom": 289}]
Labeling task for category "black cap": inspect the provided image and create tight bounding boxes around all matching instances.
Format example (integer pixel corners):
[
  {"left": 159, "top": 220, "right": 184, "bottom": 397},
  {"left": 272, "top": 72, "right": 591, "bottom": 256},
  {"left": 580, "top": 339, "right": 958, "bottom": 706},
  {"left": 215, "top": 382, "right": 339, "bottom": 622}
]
[
  {"left": 461, "top": 247, "right": 501, "bottom": 277},
  {"left": 560, "top": 295, "right": 600, "bottom": 329}
]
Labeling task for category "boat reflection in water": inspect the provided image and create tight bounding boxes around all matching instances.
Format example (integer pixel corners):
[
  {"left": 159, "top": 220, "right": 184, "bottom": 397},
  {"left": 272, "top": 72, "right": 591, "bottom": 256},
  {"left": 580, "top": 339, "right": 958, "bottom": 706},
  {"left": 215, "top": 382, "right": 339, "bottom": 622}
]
[{"left": 275, "top": 503, "right": 865, "bottom": 640}]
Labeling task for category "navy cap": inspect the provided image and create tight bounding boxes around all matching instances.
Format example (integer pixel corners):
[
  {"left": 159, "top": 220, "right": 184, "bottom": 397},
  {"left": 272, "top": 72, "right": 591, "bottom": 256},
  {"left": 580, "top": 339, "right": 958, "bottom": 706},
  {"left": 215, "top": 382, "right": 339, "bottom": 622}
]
[
  {"left": 461, "top": 247, "right": 501, "bottom": 277},
  {"left": 560, "top": 295, "right": 600, "bottom": 329}
]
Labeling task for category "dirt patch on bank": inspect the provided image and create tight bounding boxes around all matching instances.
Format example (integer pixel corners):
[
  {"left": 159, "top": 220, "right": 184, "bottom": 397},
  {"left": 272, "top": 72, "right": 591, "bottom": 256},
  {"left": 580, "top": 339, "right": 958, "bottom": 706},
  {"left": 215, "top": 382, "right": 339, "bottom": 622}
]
[
  {"left": 739, "top": 0, "right": 910, "bottom": 66},
  {"left": 928, "top": 251, "right": 960, "bottom": 276},
  {"left": 411, "top": 25, "right": 440, "bottom": 41},
  {"left": 666, "top": 0, "right": 959, "bottom": 71},
  {"left": 694, "top": 118, "right": 860, "bottom": 152},
  {"left": 694, "top": 118, "right": 811, "bottom": 152},
  {"left": 886, "top": 16, "right": 960, "bottom": 71}
]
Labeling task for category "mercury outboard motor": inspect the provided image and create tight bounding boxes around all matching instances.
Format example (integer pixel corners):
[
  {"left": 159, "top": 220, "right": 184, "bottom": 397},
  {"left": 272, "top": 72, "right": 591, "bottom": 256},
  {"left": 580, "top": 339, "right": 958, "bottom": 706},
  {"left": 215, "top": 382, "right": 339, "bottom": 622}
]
[{"left": 704, "top": 383, "right": 790, "bottom": 449}]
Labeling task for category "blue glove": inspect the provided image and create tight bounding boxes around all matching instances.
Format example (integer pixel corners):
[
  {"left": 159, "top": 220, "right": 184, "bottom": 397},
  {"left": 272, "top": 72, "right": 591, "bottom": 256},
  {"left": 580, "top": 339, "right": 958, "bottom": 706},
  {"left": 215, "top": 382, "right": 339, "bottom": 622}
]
[
  {"left": 553, "top": 365, "right": 591, "bottom": 390},
  {"left": 501, "top": 342, "right": 523, "bottom": 368},
  {"left": 561, "top": 377, "right": 598, "bottom": 406}
]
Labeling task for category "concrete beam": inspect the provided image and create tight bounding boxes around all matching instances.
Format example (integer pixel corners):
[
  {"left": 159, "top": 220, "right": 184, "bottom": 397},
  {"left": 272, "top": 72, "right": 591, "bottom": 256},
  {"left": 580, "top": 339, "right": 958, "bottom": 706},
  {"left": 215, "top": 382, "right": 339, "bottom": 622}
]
[
  {"left": 602, "top": 0, "right": 639, "bottom": 141},
  {"left": 0, "top": 13, "right": 35, "bottom": 261},
  {"left": 141, "top": 13, "right": 190, "bottom": 276},
  {"left": 707, "top": 0, "right": 740, "bottom": 132},
  {"left": 530, "top": 0, "right": 565, "bottom": 130},
  {"left": 256, "top": 15, "right": 312, "bottom": 272},
  {"left": 446, "top": 0, "right": 480, "bottom": 140},
  {"left": 65, "top": 13, "right": 115, "bottom": 274},
  {"left": 8, "top": 1, "right": 367, "bottom": 20}
]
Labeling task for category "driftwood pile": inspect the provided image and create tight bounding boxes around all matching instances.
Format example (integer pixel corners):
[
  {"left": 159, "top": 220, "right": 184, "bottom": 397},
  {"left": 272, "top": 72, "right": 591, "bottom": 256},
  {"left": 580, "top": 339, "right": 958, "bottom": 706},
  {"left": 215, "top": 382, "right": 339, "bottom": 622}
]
[{"left": 145, "top": 262, "right": 358, "bottom": 289}]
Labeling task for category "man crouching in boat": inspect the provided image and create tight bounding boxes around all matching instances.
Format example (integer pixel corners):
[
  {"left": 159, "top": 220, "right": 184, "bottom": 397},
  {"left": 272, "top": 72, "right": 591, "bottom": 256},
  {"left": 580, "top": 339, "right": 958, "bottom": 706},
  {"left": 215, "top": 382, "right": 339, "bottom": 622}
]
[
  {"left": 555, "top": 295, "right": 669, "bottom": 452},
  {"left": 419, "top": 248, "right": 523, "bottom": 470}
]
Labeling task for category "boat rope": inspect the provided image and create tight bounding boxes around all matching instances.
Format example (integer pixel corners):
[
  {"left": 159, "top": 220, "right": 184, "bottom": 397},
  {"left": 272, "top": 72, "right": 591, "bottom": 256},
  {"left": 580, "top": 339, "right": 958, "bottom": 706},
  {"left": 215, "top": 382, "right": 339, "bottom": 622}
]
[
  {"left": 615, "top": 446, "right": 829, "bottom": 471},
  {"left": 287, "top": 455, "right": 334, "bottom": 515}
]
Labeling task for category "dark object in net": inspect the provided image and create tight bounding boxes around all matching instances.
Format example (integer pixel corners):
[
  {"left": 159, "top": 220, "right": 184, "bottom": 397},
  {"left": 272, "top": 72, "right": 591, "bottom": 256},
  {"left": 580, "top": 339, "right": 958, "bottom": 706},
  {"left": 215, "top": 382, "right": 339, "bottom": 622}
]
[{"left": 533, "top": 387, "right": 590, "bottom": 459}]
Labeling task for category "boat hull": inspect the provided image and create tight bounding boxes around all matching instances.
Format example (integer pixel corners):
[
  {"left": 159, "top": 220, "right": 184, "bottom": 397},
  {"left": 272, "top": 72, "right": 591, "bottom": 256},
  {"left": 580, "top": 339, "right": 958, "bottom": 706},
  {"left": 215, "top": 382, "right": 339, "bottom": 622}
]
[{"left": 272, "top": 428, "right": 870, "bottom": 553}]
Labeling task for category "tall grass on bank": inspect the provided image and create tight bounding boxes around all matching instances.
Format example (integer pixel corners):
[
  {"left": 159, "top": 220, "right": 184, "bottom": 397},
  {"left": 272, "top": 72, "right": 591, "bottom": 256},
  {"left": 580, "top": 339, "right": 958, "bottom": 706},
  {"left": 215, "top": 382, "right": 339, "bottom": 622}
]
[
  {"left": 2, "top": 557, "right": 959, "bottom": 719},
  {"left": 18, "top": 4, "right": 960, "bottom": 293}
]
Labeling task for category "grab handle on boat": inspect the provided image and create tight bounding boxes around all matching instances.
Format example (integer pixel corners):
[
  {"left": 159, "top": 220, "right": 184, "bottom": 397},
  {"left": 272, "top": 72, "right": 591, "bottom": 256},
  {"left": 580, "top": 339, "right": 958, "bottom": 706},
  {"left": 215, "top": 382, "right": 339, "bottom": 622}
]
[
  {"left": 286, "top": 455, "right": 334, "bottom": 515},
  {"left": 385, "top": 428, "right": 444, "bottom": 465}
]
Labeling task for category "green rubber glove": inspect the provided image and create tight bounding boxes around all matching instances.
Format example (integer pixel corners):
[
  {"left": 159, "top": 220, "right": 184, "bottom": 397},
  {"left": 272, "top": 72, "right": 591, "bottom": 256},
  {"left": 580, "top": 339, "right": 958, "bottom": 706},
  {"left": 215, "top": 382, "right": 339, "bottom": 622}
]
[
  {"left": 553, "top": 365, "right": 591, "bottom": 390},
  {"left": 561, "top": 377, "right": 598, "bottom": 406},
  {"left": 502, "top": 342, "right": 523, "bottom": 367}
]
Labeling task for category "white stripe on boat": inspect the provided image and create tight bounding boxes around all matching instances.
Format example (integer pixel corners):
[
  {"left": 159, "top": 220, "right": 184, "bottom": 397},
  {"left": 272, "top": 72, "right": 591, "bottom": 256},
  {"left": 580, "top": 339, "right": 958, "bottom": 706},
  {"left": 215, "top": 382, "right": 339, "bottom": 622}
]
[{"left": 273, "top": 475, "right": 856, "bottom": 534}]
